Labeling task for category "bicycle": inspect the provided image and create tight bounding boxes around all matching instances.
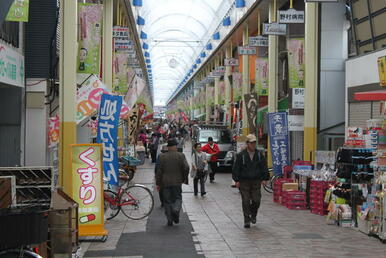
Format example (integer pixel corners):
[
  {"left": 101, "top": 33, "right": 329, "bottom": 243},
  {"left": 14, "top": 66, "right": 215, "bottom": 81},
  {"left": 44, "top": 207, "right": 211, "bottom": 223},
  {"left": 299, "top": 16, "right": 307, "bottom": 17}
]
[
  {"left": 104, "top": 183, "right": 154, "bottom": 220},
  {"left": 263, "top": 168, "right": 280, "bottom": 193},
  {"left": 0, "top": 247, "right": 43, "bottom": 257}
]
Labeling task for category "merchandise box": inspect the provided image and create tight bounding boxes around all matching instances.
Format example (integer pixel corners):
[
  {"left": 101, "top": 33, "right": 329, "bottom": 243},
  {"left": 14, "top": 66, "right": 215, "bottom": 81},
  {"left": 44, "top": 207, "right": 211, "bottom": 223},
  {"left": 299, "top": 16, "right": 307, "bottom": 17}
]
[{"left": 282, "top": 183, "right": 299, "bottom": 191}]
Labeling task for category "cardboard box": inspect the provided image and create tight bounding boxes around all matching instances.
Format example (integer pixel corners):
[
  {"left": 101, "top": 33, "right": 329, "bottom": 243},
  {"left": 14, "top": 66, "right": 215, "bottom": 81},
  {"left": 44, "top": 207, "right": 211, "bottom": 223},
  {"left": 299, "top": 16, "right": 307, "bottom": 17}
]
[{"left": 282, "top": 183, "right": 299, "bottom": 191}]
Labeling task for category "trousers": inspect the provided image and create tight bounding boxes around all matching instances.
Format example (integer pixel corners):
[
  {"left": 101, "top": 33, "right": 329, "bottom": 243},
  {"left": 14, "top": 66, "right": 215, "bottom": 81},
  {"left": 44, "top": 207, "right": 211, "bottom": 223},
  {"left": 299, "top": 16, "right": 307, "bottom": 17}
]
[
  {"left": 162, "top": 185, "right": 182, "bottom": 222},
  {"left": 193, "top": 170, "right": 205, "bottom": 195},
  {"left": 239, "top": 180, "right": 262, "bottom": 223},
  {"left": 208, "top": 161, "right": 217, "bottom": 181}
]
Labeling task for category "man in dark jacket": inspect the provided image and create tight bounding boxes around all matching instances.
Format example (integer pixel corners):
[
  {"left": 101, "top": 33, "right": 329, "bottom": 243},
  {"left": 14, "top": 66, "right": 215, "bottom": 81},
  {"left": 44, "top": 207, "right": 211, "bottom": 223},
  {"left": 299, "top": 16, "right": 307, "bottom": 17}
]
[
  {"left": 156, "top": 139, "right": 190, "bottom": 226},
  {"left": 232, "top": 134, "right": 269, "bottom": 228}
]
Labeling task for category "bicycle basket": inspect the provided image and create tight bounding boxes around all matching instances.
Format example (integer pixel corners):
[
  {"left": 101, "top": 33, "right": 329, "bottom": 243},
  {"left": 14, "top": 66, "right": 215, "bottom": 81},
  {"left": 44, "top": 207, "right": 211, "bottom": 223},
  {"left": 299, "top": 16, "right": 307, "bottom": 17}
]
[{"left": 121, "top": 156, "right": 142, "bottom": 166}]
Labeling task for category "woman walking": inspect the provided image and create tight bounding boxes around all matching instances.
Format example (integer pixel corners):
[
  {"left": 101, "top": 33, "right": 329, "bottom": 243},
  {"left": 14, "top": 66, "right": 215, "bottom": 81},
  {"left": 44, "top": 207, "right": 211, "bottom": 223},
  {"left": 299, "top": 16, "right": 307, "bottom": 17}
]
[{"left": 191, "top": 143, "right": 207, "bottom": 197}]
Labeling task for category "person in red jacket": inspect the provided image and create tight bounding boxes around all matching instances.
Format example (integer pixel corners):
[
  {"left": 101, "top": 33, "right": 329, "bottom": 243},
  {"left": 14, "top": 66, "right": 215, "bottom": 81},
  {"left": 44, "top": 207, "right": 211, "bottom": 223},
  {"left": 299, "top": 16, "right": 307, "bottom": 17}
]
[{"left": 201, "top": 137, "right": 220, "bottom": 183}]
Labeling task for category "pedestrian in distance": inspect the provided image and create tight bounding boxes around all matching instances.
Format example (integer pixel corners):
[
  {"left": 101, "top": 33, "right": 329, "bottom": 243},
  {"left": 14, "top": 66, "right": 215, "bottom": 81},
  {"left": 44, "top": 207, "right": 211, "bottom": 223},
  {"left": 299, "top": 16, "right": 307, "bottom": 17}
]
[
  {"left": 201, "top": 137, "right": 220, "bottom": 183},
  {"left": 190, "top": 143, "right": 207, "bottom": 197},
  {"left": 232, "top": 134, "right": 269, "bottom": 228},
  {"left": 149, "top": 133, "right": 159, "bottom": 163},
  {"left": 156, "top": 139, "right": 190, "bottom": 226},
  {"left": 176, "top": 133, "right": 185, "bottom": 153}
]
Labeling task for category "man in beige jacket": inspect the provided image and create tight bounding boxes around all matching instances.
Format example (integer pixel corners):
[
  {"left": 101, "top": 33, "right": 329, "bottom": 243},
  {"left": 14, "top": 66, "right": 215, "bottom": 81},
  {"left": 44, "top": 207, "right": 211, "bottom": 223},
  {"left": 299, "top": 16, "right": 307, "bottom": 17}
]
[{"left": 156, "top": 139, "right": 190, "bottom": 226}]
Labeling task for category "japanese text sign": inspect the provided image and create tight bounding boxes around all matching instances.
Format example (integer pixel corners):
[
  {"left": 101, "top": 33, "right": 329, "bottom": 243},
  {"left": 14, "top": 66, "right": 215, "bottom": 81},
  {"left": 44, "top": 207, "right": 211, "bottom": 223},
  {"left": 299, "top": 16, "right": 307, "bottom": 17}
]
[
  {"left": 97, "top": 94, "right": 122, "bottom": 186},
  {"left": 224, "top": 58, "right": 239, "bottom": 66},
  {"left": 249, "top": 36, "right": 268, "bottom": 47},
  {"left": 268, "top": 112, "right": 290, "bottom": 176},
  {"left": 263, "top": 23, "right": 287, "bottom": 35},
  {"left": 238, "top": 46, "right": 257, "bottom": 55},
  {"left": 278, "top": 9, "right": 304, "bottom": 24},
  {"left": 0, "top": 42, "right": 25, "bottom": 87},
  {"left": 71, "top": 144, "right": 106, "bottom": 236}
]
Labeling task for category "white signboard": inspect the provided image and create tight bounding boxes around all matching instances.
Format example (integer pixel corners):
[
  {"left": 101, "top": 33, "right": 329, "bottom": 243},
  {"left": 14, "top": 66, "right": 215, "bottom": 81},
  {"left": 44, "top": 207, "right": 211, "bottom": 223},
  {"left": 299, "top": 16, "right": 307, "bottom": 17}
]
[
  {"left": 224, "top": 58, "right": 239, "bottom": 66},
  {"left": 0, "top": 42, "right": 24, "bottom": 87},
  {"left": 263, "top": 23, "right": 287, "bottom": 35},
  {"left": 292, "top": 88, "right": 305, "bottom": 109},
  {"left": 238, "top": 46, "right": 257, "bottom": 55},
  {"left": 249, "top": 36, "right": 268, "bottom": 47},
  {"left": 278, "top": 9, "right": 304, "bottom": 24},
  {"left": 113, "top": 26, "right": 129, "bottom": 39},
  {"left": 288, "top": 115, "right": 304, "bottom": 131}
]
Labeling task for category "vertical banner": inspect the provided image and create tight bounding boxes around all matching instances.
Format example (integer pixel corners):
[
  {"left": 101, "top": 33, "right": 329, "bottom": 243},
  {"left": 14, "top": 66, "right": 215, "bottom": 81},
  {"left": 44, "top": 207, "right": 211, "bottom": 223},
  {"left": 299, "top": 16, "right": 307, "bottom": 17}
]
[
  {"left": 268, "top": 112, "right": 290, "bottom": 175},
  {"left": 219, "top": 81, "right": 225, "bottom": 104},
  {"left": 287, "top": 38, "right": 305, "bottom": 88},
  {"left": 71, "top": 144, "right": 107, "bottom": 237},
  {"left": 113, "top": 52, "right": 129, "bottom": 94},
  {"left": 6, "top": 0, "right": 29, "bottom": 22},
  {"left": 48, "top": 115, "right": 60, "bottom": 148},
  {"left": 378, "top": 56, "right": 386, "bottom": 87},
  {"left": 127, "top": 106, "right": 139, "bottom": 145},
  {"left": 244, "top": 93, "right": 258, "bottom": 134},
  {"left": 77, "top": 4, "right": 103, "bottom": 74},
  {"left": 255, "top": 58, "right": 269, "bottom": 95},
  {"left": 97, "top": 94, "right": 122, "bottom": 186},
  {"left": 232, "top": 72, "right": 243, "bottom": 101}
]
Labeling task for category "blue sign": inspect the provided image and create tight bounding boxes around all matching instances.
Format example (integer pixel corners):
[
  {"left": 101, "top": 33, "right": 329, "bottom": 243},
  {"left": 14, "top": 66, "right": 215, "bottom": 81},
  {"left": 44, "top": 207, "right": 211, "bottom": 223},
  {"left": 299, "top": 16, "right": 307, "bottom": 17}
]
[
  {"left": 97, "top": 94, "right": 123, "bottom": 185},
  {"left": 268, "top": 112, "right": 290, "bottom": 176}
]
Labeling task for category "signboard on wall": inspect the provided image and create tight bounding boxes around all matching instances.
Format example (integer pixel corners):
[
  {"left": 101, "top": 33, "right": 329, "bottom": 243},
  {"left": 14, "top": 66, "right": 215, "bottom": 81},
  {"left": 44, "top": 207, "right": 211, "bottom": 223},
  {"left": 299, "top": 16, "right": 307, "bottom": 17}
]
[
  {"left": 0, "top": 42, "right": 25, "bottom": 87},
  {"left": 238, "top": 46, "right": 257, "bottom": 55},
  {"left": 288, "top": 115, "right": 304, "bottom": 131},
  {"left": 224, "top": 58, "right": 239, "bottom": 66},
  {"left": 70, "top": 144, "right": 107, "bottom": 237},
  {"left": 263, "top": 23, "right": 287, "bottom": 35},
  {"left": 278, "top": 9, "right": 304, "bottom": 24},
  {"left": 249, "top": 36, "right": 268, "bottom": 47},
  {"left": 292, "top": 88, "right": 305, "bottom": 109}
]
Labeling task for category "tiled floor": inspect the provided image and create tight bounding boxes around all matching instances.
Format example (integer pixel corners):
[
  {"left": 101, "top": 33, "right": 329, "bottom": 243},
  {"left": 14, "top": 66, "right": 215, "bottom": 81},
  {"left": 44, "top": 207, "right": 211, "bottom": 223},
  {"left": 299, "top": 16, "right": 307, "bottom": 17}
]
[{"left": 81, "top": 146, "right": 386, "bottom": 258}]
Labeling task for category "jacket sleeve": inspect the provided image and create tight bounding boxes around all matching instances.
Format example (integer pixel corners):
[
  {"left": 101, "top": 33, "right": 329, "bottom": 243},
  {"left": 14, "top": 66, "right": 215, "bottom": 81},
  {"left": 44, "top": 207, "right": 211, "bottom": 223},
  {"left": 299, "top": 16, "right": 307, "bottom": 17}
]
[
  {"left": 259, "top": 152, "right": 270, "bottom": 181},
  {"left": 232, "top": 152, "right": 242, "bottom": 182},
  {"left": 213, "top": 144, "right": 220, "bottom": 156},
  {"left": 155, "top": 155, "right": 163, "bottom": 186},
  {"left": 201, "top": 145, "right": 208, "bottom": 153}
]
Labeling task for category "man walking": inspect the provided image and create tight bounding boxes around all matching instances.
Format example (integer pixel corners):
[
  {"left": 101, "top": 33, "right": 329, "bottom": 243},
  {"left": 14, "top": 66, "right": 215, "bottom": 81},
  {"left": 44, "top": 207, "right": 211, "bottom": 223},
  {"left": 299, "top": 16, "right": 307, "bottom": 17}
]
[
  {"left": 201, "top": 137, "right": 220, "bottom": 183},
  {"left": 156, "top": 139, "right": 190, "bottom": 226},
  {"left": 232, "top": 134, "right": 269, "bottom": 228}
]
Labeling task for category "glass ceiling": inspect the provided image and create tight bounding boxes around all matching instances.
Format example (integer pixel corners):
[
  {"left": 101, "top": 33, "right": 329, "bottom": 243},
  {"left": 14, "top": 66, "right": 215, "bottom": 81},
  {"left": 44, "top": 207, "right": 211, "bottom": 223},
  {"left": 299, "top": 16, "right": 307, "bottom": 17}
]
[{"left": 134, "top": 0, "right": 235, "bottom": 106}]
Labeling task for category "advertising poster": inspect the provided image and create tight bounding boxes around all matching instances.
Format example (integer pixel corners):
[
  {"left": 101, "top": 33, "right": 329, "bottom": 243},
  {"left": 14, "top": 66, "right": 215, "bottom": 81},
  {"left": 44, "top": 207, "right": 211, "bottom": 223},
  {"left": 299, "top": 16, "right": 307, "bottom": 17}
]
[
  {"left": 255, "top": 58, "right": 269, "bottom": 96},
  {"left": 292, "top": 88, "right": 305, "bottom": 109},
  {"left": 268, "top": 112, "right": 290, "bottom": 175},
  {"left": 244, "top": 93, "right": 258, "bottom": 134},
  {"left": 6, "top": 0, "right": 29, "bottom": 22},
  {"left": 127, "top": 106, "right": 139, "bottom": 145},
  {"left": 113, "top": 52, "right": 129, "bottom": 94},
  {"left": 96, "top": 94, "right": 122, "bottom": 186},
  {"left": 0, "top": 42, "right": 25, "bottom": 87},
  {"left": 287, "top": 38, "right": 305, "bottom": 88},
  {"left": 71, "top": 144, "right": 106, "bottom": 237},
  {"left": 378, "top": 56, "right": 386, "bottom": 87},
  {"left": 48, "top": 115, "right": 60, "bottom": 148},
  {"left": 77, "top": 4, "right": 103, "bottom": 75},
  {"left": 232, "top": 72, "right": 243, "bottom": 101}
]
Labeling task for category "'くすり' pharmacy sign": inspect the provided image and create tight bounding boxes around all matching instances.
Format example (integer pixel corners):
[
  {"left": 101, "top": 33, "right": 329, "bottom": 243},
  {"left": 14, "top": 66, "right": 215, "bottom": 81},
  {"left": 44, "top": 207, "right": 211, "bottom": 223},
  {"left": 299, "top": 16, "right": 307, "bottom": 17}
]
[{"left": 0, "top": 42, "right": 24, "bottom": 87}]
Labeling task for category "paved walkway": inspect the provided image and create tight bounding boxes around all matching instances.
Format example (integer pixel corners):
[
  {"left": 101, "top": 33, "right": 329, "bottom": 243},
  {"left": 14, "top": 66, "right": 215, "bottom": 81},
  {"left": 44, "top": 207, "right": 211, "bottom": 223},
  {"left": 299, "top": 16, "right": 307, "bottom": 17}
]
[{"left": 81, "top": 145, "right": 386, "bottom": 258}]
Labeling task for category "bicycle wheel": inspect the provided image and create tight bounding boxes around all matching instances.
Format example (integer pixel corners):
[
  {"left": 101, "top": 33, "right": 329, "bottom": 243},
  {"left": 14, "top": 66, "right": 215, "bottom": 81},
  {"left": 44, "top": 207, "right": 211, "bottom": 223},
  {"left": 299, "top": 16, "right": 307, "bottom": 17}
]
[
  {"left": 120, "top": 185, "right": 154, "bottom": 220},
  {"left": 103, "top": 190, "right": 120, "bottom": 220},
  {"left": 263, "top": 183, "right": 273, "bottom": 193},
  {"left": 118, "top": 169, "right": 129, "bottom": 187},
  {"left": 0, "top": 250, "right": 42, "bottom": 257}
]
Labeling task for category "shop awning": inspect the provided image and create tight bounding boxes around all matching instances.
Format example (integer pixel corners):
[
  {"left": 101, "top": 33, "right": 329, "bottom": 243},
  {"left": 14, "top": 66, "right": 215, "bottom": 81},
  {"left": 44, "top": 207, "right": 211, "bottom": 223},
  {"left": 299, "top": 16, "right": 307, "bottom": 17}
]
[{"left": 354, "top": 90, "right": 386, "bottom": 101}]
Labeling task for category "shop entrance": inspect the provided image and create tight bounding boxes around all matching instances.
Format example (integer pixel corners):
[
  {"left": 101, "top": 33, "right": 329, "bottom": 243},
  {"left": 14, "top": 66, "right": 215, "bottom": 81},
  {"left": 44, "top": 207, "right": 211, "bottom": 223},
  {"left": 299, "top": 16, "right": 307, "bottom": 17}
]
[{"left": 0, "top": 84, "right": 22, "bottom": 166}]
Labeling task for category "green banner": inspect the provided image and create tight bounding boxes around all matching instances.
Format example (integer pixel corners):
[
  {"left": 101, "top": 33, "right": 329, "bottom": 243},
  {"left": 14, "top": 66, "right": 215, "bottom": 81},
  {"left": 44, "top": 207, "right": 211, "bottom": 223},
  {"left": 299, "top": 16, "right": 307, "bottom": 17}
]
[
  {"left": 287, "top": 38, "right": 305, "bottom": 88},
  {"left": 255, "top": 58, "right": 269, "bottom": 96},
  {"left": 232, "top": 72, "right": 242, "bottom": 101},
  {"left": 6, "top": 0, "right": 29, "bottom": 22},
  {"left": 77, "top": 3, "right": 103, "bottom": 75}
]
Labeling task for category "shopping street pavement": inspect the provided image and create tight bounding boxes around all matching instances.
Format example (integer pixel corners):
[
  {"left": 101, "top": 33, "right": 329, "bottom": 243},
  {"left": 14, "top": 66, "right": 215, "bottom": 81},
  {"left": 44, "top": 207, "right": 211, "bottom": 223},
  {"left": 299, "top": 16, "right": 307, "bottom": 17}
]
[{"left": 81, "top": 144, "right": 386, "bottom": 258}]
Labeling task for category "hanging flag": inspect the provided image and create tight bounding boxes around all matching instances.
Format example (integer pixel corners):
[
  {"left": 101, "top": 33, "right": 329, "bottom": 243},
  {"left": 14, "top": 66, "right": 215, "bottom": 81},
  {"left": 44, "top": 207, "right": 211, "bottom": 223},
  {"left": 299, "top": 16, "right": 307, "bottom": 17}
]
[
  {"left": 213, "top": 32, "right": 220, "bottom": 40},
  {"left": 287, "top": 38, "right": 305, "bottom": 88},
  {"left": 223, "top": 17, "right": 231, "bottom": 26},
  {"left": 236, "top": 0, "right": 246, "bottom": 8},
  {"left": 132, "top": 0, "right": 143, "bottom": 7},
  {"left": 244, "top": 93, "right": 258, "bottom": 134},
  {"left": 140, "top": 31, "right": 147, "bottom": 39},
  {"left": 206, "top": 43, "right": 213, "bottom": 50},
  {"left": 137, "top": 15, "right": 145, "bottom": 25},
  {"left": 6, "top": 0, "right": 30, "bottom": 22},
  {"left": 96, "top": 94, "right": 123, "bottom": 186},
  {"left": 255, "top": 58, "right": 269, "bottom": 96}
]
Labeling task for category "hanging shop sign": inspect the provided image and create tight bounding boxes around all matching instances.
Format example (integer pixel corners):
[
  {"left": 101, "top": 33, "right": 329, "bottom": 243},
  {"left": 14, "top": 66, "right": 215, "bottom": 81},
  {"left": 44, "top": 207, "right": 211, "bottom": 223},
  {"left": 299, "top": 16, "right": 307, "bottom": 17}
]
[
  {"left": 244, "top": 93, "right": 258, "bottom": 133},
  {"left": 268, "top": 112, "right": 290, "bottom": 176},
  {"left": 292, "top": 88, "right": 305, "bottom": 109},
  {"left": 114, "top": 39, "right": 134, "bottom": 52},
  {"left": 255, "top": 58, "right": 269, "bottom": 96},
  {"left": 278, "top": 9, "right": 304, "bottom": 24},
  {"left": 77, "top": 3, "right": 103, "bottom": 75},
  {"left": 238, "top": 46, "right": 257, "bottom": 55},
  {"left": 127, "top": 106, "right": 139, "bottom": 145},
  {"left": 249, "top": 36, "right": 268, "bottom": 47},
  {"left": 113, "top": 52, "right": 129, "bottom": 94},
  {"left": 288, "top": 115, "right": 304, "bottom": 131},
  {"left": 96, "top": 94, "right": 122, "bottom": 186},
  {"left": 212, "top": 66, "right": 226, "bottom": 77},
  {"left": 6, "top": 0, "right": 29, "bottom": 22},
  {"left": 113, "top": 26, "right": 129, "bottom": 39},
  {"left": 233, "top": 72, "right": 243, "bottom": 101},
  {"left": 70, "top": 144, "right": 107, "bottom": 237},
  {"left": 0, "top": 42, "right": 25, "bottom": 87},
  {"left": 287, "top": 38, "right": 305, "bottom": 88},
  {"left": 263, "top": 23, "right": 287, "bottom": 35},
  {"left": 378, "top": 56, "right": 386, "bottom": 87},
  {"left": 224, "top": 58, "right": 239, "bottom": 66}
]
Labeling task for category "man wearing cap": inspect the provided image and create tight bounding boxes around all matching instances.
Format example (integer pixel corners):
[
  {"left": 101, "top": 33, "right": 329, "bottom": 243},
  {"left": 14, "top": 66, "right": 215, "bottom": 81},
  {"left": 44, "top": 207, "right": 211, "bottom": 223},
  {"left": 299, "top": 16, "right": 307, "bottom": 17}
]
[
  {"left": 156, "top": 139, "right": 190, "bottom": 226},
  {"left": 232, "top": 134, "right": 269, "bottom": 228},
  {"left": 201, "top": 137, "right": 220, "bottom": 183}
]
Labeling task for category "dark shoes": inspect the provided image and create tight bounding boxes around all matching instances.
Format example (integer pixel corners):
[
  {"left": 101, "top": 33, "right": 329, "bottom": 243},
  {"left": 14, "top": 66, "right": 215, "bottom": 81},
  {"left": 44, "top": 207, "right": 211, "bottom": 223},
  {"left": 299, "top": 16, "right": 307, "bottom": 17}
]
[
  {"left": 210, "top": 179, "right": 214, "bottom": 183},
  {"left": 251, "top": 217, "right": 257, "bottom": 224},
  {"left": 201, "top": 192, "right": 206, "bottom": 197},
  {"left": 172, "top": 214, "right": 179, "bottom": 224},
  {"left": 167, "top": 220, "right": 173, "bottom": 226},
  {"left": 194, "top": 192, "right": 198, "bottom": 196},
  {"left": 244, "top": 223, "right": 251, "bottom": 228}
]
